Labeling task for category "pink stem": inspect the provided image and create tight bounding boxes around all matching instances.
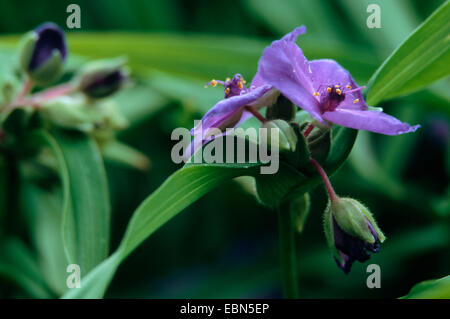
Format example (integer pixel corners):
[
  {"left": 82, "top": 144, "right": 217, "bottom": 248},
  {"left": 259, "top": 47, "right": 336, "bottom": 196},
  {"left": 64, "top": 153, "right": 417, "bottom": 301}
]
[
  {"left": 303, "top": 123, "right": 315, "bottom": 138},
  {"left": 245, "top": 105, "right": 267, "bottom": 124},
  {"left": 309, "top": 157, "right": 338, "bottom": 201},
  {"left": 9, "top": 83, "right": 77, "bottom": 108},
  {"left": 27, "top": 83, "right": 77, "bottom": 104},
  {"left": 14, "top": 77, "right": 34, "bottom": 104}
]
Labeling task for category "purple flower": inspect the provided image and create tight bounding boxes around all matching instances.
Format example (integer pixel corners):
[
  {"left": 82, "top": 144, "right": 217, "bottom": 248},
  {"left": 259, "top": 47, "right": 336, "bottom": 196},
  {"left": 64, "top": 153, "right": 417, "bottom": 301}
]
[
  {"left": 257, "top": 26, "right": 420, "bottom": 135},
  {"left": 29, "top": 22, "right": 67, "bottom": 72}
]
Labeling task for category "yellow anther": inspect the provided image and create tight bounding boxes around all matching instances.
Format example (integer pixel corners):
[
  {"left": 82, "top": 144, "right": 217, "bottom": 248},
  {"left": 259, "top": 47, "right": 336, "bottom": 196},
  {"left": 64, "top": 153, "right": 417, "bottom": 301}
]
[
  {"left": 313, "top": 92, "right": 320, "bottom": 96},
  {"left": 327, "top": 87, "right": 332, "bottom": 93},
  {"left": 226, "top": 77, "right": 231, "bottom": 82},
  {"left": 336, "top": 88, "right": 342, "bottom": 95},
  {"left": 225, "top": 87, "right": 230, "bottom": 94},
  {"left": 346, "top": 85, "right": 351, "bottom": 89},
  {"left": 237, "top": 81, "right": 243, "bottom": 89},
  {"left": 353, "top": 98, "right": 359, "bottom": 103},
  {"left": 335, "top": 85, "right": 340, "bottom": 88},
  {"left": 243, "top": 80, "right": 247, "bottom": 84},
  {"left": 211, "top": 79, "right": 217, "bottom": 87}
]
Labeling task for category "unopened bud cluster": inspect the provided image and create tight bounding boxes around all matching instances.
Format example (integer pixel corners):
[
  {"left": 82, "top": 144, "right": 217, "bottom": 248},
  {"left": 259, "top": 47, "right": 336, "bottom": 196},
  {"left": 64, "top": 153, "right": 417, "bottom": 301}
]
[{"left": 1, "top": 22, "right": 130, "bottom": 134}]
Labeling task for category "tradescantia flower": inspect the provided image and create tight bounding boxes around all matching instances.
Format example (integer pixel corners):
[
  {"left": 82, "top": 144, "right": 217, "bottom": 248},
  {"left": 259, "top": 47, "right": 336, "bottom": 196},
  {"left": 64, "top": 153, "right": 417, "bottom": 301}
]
[
  {"left": 257, "top": 26, "right": 420, "bottom": 135},
  {"left": 19, "top": 22, "right": 68, "bottom": 84},
  {"left": 324, "top": 197, "right": 386, "bottom": 274}
]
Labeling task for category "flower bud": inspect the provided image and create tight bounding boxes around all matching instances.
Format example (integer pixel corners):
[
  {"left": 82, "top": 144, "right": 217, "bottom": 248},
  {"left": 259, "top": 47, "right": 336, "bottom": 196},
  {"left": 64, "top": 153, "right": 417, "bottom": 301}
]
[
  {"left": 323, "top": 197, "right": 385, "bottom": 274},
  {"left": 75, "top": 58, "right": 129, "bottom": 99},
  {"left": 261, "top": 119, "right": 298, "bottom": 153},
  {"left": 40, "top": 96, "right": 127, "bottom": 132},
  {"left": 19, "top": 22, "right": 67, "bottom": 84}
]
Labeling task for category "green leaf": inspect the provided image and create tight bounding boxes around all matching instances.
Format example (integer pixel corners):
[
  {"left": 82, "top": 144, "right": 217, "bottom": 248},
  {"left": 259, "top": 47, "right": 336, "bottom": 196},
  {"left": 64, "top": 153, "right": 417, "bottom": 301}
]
[
  {"left": 366, "top": 1, "right": 450, "bottom": 105},
  {"left": 111, "top": 83, "right": 169, "bottom": 127},
  {"left": 401, "top": 275, "right": 450, "bottom": 299},
  {"left": 255, "top": 163, "right": 307, "bottom": 208},
  {"left": 323, "top": 126, "right": 358, "bottom": 173},
  {"left": 32, "top": 129, "right": 110, "bottom": 275},
  {"left": 62, "top": 164, "right": 252, "bottom": 298},
  {"left": 101, "top": 139, "right": 151, "bottom": 171},
  {"left": 338, "top": 0, "right": 419, "bottom": 53},
  {"left": 20, "top": 182, "right": 69, "bottom": 295},
  {"left": 242, "top": 0, "right": 341, "bottom": 40},
  {"left": 66, "top": 33, "right": 266, "bottom": 80},
  {"left": 0, "top": 238, "right": 53, "bottom": 298}
]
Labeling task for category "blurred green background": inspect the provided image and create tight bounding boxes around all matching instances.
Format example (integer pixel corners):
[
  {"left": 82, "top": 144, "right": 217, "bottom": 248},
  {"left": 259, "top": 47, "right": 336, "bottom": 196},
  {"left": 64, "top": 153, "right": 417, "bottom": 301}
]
[{"left": 0, "top": 0, "right": 448, "bottom": 298}]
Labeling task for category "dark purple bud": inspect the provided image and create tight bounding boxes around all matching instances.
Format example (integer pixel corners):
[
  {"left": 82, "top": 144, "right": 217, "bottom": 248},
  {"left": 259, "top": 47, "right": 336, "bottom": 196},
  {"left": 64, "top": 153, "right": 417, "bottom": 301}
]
[
  {"left": 323, "top": 197, "right": 386, "bottom": 274},
  {"left": 29, "top": 23, "right": 67, "bottom": 72},
  {"left": 332, "top": 216, "right": 380, "bottom": 274},
  {"left": 76, "top": 58, "right": 129, "bottom": 99},
  {"left": 19, "top": 22, "right": 67, "bottom": 84},
  {"left": 81, "top": 70, "right": 126, "bottom": 99}
]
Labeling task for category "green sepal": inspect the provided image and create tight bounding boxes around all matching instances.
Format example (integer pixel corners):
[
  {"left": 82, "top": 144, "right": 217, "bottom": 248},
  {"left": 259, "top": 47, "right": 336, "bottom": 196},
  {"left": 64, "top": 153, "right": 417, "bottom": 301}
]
[
  {"left": 331, "top": 198, "right": 385, "bottom": 244},
  {"left": 261, "top": 119, "right": 297, "bottom": 154},
  {"left": 323, "top": 202, "right": 340, "bottom": 260},
  {"left": 291, "top": 192, "right": 310, "bottom": 233},
  {"left": 29, "top": 50, "right": 64, "bottom": 85},
  {"left": 18, "top": 31, "right": 37, "bottom": 73},
  {"left": 287, "top": 122, "right": 310, "bottom": 169}
]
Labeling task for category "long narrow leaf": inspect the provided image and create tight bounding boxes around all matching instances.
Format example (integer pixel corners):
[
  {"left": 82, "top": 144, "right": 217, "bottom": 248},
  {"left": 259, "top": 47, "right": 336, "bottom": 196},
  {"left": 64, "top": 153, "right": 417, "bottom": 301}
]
[
  {"left": 34, "top": 130, "right": 110, "bottom": 275},
  {"left": 366, "top": 1, "right": 450, "bottom": 105}
]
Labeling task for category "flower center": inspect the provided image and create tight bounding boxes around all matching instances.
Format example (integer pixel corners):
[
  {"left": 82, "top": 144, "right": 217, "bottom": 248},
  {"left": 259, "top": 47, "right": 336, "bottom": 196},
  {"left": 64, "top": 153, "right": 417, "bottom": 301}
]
[
  {"left": 205, "top": 74, "right": 247, "bottom": 98},
  {"left": 313, "top": 84, "right": 363, "bottom": 113}
]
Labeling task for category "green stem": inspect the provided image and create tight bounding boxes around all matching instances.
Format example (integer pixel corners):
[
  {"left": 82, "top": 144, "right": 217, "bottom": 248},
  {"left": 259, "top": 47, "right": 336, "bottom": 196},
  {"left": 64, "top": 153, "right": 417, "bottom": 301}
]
[{"left": 277, "top": 205, "right": 299, "bottom": 298}]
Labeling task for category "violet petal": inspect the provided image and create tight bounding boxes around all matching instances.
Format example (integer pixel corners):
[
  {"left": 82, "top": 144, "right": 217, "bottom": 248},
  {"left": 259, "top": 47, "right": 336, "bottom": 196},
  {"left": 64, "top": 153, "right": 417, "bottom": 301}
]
[{"left": 323, "top": 109, "right": 420, "bottom": 135}]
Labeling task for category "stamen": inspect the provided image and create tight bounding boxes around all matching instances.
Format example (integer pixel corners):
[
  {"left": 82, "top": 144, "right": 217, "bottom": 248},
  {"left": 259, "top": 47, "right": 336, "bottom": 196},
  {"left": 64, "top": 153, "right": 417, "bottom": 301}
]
[
  {"left": 313, "top": 92, "right": 320, "bottom": 96},
  {"left": 335, "top": 85, "right": 340, "bottom": 88},
  {"left": 336, "top": 89, "right": 342, "bottom": 95},
  {"left": 211, "top": 79, "right": 217, "bottom": 87},
  {"left": 237, "top": 81, "right": 243, "bottom": 89},
  {"left": 346, "top": 85, "right": 351, "bottom": 89},
  {"left": 353, "top": 98, "right": 359, "bottom": 103},
  {"left": 346, "top": 85, "right": 366, "bottom": 94},
  {"left": 225, "top": 87, "right": 230, "bottom": 94},
  {"left": 327, "top": 87, "right": 332, "bottom": 93},
  {"left": 226, "top": 77, "right": 231, "bottom": 82}
]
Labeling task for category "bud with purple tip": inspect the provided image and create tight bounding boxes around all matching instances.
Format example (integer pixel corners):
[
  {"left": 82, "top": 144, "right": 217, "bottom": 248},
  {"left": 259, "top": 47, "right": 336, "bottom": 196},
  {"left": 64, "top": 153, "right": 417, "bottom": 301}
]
[
  {"left": 19, "top": 22, "right": 68, "bottom": 84},
  {"left": 323, "top": 197, "right": 386, "bottom": 274},
  {"left": 75, "top": 57, "right": 129, "bottom": 99}
]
